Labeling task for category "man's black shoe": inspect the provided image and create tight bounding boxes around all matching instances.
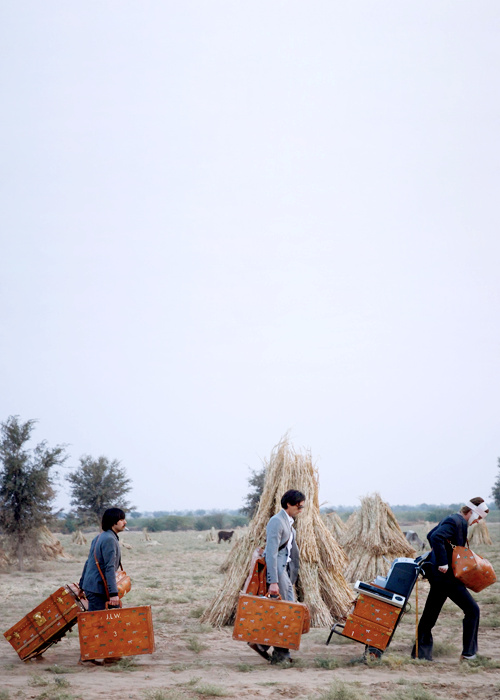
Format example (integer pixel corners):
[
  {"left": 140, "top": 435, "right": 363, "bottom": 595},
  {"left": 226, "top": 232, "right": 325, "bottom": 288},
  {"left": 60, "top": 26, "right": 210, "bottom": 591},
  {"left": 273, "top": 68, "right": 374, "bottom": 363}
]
[{"left": 248, "top": 643, "right": 271, "bottom": 661}]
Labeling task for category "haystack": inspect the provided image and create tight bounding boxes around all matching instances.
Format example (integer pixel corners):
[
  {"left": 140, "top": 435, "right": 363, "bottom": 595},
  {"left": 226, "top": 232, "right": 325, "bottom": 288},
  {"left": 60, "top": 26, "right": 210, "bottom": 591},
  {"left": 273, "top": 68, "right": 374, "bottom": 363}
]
[
  {"left": 205, "top": 527, "right": 217, "bottom": 543},
  {"left": 142, "top": 528, "right": 152, "bottom": 542},
  {"left": 340, "top": 493, "right": 415, "bottom": 583},
  {"left": 324, "top": 511, "right": 346, "bottom": 541},
  {"left": 469, "top": 520, "right": 493, "bottom": 546},
  {"left": 72, "top": 530, "right": 87, "bottom": 545},
  {"left": 201, "top": 435, "right": 352, "bottom": 628},
  {"left": 0, "top": 546, "right": 10, "bottom": 570},
  {"left": 37, "top": 526, "right": 74, "bottom": 561}
]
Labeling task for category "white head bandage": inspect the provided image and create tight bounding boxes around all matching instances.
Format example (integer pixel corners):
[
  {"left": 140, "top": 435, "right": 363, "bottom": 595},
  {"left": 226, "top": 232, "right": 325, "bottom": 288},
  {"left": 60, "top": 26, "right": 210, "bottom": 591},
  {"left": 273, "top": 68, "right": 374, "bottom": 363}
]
[{"left": 466, "top": 501, "right": 489, "bottom": 520}]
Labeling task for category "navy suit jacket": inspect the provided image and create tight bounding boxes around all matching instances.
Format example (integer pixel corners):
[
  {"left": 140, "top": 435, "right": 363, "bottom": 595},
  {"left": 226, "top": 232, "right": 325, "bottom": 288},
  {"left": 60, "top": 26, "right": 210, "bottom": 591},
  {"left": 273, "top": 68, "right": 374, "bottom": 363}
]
[
  {"left": 427, "top": 513, "right": 468, "bottom": 571},
  {"left": 79, "top": 529, "right": 121, "bottom": 597}
]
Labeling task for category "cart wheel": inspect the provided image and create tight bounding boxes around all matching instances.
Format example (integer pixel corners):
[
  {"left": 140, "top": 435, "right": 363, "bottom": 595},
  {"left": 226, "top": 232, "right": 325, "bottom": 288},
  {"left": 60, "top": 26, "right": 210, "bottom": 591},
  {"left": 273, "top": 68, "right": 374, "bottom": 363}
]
[{"left": 364, "top": 646, "right": 383, "bottom": 660}]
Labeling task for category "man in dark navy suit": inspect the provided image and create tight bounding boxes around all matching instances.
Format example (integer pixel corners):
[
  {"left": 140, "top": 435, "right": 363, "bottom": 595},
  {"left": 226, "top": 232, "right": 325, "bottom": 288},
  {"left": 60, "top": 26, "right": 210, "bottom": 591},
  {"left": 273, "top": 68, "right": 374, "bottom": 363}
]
[{"left": 412, "top": 497, "right": 489, "bottom": 662}]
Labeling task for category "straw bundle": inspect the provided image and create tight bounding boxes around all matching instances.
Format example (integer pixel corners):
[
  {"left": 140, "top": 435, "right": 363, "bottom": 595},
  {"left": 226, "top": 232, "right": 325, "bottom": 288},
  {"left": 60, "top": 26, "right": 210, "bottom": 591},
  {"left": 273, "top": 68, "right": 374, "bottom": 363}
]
[
  {"left": 142, "top": 528, "right": 152, "bottom": 542},
  {"left": 0, "top": 545, "right": 9, "bottom": 570},
  {"left": 469, "top": 520, "right": 493, "bottom": 546},
  {"left": 324, "top": 511, "right": 346, "bottom": 541},
  {"left": 201, "top": 435, "right": 352, "bottom": 628},
  {"left": 72, "top": 530, "right": 87, "bottom": 545},
  {"left": 36, "top": 526, "right": 74, "bottom": 561},
  {"left": 340, "top": 493, "right": 415, "bottom": 583},
  {"left": 205, "top": 527, "right": 217, "bottom": 543}
]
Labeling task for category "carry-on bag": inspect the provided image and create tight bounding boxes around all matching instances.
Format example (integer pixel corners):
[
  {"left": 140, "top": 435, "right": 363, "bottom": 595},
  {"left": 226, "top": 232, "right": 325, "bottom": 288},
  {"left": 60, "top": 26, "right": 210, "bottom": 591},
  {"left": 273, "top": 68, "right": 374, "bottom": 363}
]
[
  {"left": 77, "top": 604, "right": 154, "bottom": 661},
  {"left": 4, "top": 583, "right": 86, "bottom": 660},
  {"left": 233, "top": 593, "right": 310, "bottom": 651},
  {"left": 451, "top": 545, "right": 496, "bottom": 593}
]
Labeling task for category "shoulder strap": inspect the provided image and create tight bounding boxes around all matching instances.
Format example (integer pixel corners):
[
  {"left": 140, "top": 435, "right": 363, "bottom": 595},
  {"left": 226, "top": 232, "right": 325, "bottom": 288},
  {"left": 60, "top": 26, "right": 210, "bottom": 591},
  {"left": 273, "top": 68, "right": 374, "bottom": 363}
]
[{"left": 94, "top": 534, "right": 112, "bottom": 600}]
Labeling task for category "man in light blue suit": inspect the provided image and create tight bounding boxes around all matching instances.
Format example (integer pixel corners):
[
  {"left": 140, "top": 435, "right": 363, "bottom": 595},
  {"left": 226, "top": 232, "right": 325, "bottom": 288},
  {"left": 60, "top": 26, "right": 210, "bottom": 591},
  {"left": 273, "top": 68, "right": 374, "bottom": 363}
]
[{"left": 249, "top": 489, "right": 305, "bottom": 665}]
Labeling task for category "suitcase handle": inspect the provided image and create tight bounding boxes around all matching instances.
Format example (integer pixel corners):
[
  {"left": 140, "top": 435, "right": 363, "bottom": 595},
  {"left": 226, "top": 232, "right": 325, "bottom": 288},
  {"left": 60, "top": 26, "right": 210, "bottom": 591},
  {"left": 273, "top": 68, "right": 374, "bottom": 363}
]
[
  {"left": 105, "top": 601, "right": 123, "bottom": 609},
  {"left": 266, "top": 593, "right": 282, "bottom": 600}
]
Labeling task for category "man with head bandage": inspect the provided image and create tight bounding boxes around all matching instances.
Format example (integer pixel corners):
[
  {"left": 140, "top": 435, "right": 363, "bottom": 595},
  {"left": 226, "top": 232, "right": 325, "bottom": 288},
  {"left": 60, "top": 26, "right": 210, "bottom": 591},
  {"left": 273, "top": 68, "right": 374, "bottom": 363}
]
[{"left": 412, "top": 497, "right": 489, "bottom": 662}]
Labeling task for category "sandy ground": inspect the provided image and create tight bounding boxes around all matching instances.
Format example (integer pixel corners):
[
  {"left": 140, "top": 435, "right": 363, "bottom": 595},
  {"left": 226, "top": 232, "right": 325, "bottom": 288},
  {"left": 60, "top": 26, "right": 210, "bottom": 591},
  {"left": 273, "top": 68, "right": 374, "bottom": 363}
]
[{"left": 1, "top": 525, "right": 500, "bottom": 700}]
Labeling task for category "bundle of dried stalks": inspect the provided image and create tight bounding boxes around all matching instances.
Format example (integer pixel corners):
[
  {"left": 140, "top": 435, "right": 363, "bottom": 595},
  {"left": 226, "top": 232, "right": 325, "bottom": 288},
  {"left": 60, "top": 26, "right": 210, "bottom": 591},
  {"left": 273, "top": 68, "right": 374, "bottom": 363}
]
[
  {"left": 142, "top": 528, "right": 152, "bottom": 542},
  {"left": 340, "top": 493, "right": 415, "bottom": 583},
  {"left": 323, "top": 511, "right": 346, "bottom": 541},
  {"left": 0, "top": 546, "right": 9, "bottom": 570},
  {"left": 205, "top": 527, "right": 217, "bottom": 543},
  {"left": 36, "top": 526, "right": 74, "bottom": 561},
  {"left": 72, "top": 530, "right": 87, "bottom": 545},
  {"left": 469, "top": 520, "right": 493, "bottom": 546},
  {"left": 202, "top": 435, "right": 352, "bottom": 628}
]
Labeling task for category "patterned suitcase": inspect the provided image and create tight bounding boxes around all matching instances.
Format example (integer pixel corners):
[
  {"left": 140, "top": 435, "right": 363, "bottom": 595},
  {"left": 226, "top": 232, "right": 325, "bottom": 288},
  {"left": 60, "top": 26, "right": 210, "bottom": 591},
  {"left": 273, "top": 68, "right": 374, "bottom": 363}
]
[
  {"left": 78, "top": 605, "right": 154, "bottom": 660},
  {"left": 3, "top": 584, "right": 86, "bottom": 660},
  {"left": 232, "top": 593, "right": 310, "bottom": 651},
  {"left": 452, "top": 546, "right": 497, "bottom": 593},
  {"left": 342, "top": 612, "right": 393, "bottom": 650},
  {"left": 353, "top": 594, "right": 400, "bottom": 630}
]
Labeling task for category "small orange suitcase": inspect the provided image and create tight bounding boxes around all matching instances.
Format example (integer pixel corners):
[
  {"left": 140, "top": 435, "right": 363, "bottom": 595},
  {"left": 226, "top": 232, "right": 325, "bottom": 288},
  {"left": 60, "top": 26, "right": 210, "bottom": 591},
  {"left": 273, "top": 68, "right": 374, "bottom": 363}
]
[
  {"left": 353, "top": 594, "right": 400, "bottom": 630},
  {"left": 452, "top": 546, "right": 497, "bottom": 593},
  {"left": 78, "top": 605, "right": 154, "bottom": 661},
  {"left": 232, "top": 593, "right": 310, "bottom": 651},
  {"left": 3, "top": 584, "right": 86, "bottom": 660},
  {"left": 343, "top": 612, "right": 393, "bottom": 650}
]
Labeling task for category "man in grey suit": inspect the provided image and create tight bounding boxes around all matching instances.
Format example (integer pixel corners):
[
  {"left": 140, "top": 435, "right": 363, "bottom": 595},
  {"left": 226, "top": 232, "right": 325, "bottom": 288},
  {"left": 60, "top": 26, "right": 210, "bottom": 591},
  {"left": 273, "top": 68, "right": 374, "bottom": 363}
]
[{"left": 249, "top": 489, "right": 305, "bottom": 665}]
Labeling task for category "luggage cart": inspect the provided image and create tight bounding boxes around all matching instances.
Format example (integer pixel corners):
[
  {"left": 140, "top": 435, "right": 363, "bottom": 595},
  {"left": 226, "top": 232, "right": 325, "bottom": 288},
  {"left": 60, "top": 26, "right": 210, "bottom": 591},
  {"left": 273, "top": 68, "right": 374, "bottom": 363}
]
[{"left": 326, "top": 555, "right": 429, "bottom": 658}]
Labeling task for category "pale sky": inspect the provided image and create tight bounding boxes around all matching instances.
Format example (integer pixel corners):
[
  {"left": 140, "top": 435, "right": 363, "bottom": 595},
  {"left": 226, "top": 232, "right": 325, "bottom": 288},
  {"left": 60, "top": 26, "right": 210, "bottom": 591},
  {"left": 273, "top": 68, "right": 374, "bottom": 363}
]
[{"left": 1, "top": 2, "right": 499, "bottom": 513}]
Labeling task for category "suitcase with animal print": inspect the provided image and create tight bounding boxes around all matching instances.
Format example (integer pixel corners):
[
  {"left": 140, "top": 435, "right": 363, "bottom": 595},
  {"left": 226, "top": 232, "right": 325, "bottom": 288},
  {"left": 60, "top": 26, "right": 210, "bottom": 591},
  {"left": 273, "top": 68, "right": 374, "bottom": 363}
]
[
  {"left": 77, "top": 605, "right": 154, "bottom": 661},
  {"left": 342, "top": 612, "right": 393, "bottom": 650},
  {"left": 232, "top": 593, "right": 310, "bottom": 651},
  {"left": 352, "top": 594, "right": 400, "bottom": 631},
  {"left": 3, "top": 583, "right": 86, "bottom": 660}
]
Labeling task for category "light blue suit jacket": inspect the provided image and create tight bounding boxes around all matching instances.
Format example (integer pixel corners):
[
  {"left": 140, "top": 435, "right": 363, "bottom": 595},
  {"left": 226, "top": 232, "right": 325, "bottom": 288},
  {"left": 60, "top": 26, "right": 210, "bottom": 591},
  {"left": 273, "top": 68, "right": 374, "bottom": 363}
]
[
  {"left": 264, "top": 509, "right": 300, "bottom": 587},
  {"left": 79, "top": 530, "right": 121, "bottom": 597}
]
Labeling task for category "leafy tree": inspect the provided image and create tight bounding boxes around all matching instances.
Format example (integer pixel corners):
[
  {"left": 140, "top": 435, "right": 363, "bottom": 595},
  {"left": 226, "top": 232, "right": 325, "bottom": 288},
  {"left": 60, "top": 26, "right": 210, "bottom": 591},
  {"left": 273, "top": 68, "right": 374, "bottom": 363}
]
[
  {"left": 67, "top": 455, "right": 134, "bottom": 525},
  {"left": 492, "top": 458, "right": 500, "bottom": 509},
  {"left": 0, "top": 416, "right": 67, "bottom": 570},
  {"left": 241, "top": 464, "right": 267, "bottom": 517}
]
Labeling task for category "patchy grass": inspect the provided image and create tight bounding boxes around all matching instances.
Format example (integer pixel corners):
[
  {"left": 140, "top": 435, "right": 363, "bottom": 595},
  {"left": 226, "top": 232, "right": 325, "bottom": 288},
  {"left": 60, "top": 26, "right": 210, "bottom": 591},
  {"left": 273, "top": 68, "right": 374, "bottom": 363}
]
[
  {"left": 431, "top": 641, "right": 456, "bottom": 657},
  {"left": 144, "top": 691, "right": 189, "bottom": 700},
  {"left": 386, "top": 684, "right": 438, "bottom": 700},
  {"left": 193, "top": 684, "right": 228, "bottom": 697},
  {"left": 311, "top": 680, "right": 367, "bottom": 700},
  {"left": 28, "top": 675, "right": 51, "bottom": 687},
  {"left": 186, "top": 636, "right": 209, "bottom": 653},
  {"left": 106, "top": 657, "right": 138, "bottom": 672},
  {"left": 236, "top": 663, "right": 255, "bottom": 672},
  {"left": 314, "top": 657, "right": 341, "bottom": 669},
  {"left": 189, "top": 606, "right": 206, "bottom": 619},
  {"left": 481, "top": 616, "right": 500, "bottom": 628}
]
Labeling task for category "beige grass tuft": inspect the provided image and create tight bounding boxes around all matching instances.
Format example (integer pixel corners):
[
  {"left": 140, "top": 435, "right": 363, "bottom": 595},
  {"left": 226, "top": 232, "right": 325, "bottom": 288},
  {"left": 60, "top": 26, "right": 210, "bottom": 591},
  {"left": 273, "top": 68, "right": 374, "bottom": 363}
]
[
  {"left": 201, "top": 434, "right": 352, "bottom": 628},
  {"left": 340, "top": 493, "right": 415, "bottom": 583}
]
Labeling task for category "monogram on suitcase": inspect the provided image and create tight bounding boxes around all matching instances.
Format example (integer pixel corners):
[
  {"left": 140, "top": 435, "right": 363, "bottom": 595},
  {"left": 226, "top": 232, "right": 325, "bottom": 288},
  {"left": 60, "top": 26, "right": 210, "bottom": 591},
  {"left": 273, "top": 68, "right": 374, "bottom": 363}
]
[{"left": 77, "top": 605, "right": 155, "bottom": 660}]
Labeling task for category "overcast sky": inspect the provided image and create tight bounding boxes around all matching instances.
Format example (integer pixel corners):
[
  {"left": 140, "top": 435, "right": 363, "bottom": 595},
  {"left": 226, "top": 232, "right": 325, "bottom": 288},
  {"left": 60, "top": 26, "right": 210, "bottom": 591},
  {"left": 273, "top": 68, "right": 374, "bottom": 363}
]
[{"left": 1, "top": 2, "right": 499, "bottom": 513}]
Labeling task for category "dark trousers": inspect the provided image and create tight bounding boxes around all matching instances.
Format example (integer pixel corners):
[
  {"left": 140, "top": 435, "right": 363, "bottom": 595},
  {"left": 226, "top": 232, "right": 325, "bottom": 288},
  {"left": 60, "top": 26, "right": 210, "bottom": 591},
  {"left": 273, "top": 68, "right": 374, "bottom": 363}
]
[
  {"left": 412, "top": 570, "right": 480, "bottom": 659},
  {"left": 85, "top": 591, "right": 108, "bottom": 611}
]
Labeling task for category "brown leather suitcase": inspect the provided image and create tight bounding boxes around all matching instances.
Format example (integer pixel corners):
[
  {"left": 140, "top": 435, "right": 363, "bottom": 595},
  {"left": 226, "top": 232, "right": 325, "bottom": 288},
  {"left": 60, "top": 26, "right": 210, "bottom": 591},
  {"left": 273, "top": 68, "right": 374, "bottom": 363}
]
[
  {"left": 3, "top": 584, "right": 86, "bottom": 660},
  {"left": 452, "top": 546, "right": 497, "bottom": 593},
  {"left": 78, "top": 605, "right": 154, "bottom": 661},
  {"left": 353, "top": 594, "right": 400, "bottom": 631},
  {"left": 232, "top": 593, "right": 310, "bottom": 651},
  {"left": 343, "top": 612, "right": 393, "bottom": 650}
]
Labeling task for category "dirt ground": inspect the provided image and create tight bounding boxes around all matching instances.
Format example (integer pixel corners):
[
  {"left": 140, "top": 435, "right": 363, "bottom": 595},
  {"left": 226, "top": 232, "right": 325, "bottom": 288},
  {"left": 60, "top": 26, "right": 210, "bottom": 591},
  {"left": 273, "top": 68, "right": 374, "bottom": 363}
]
[{"left": 1, "top": 523, "right": 500, "bottom": 700}]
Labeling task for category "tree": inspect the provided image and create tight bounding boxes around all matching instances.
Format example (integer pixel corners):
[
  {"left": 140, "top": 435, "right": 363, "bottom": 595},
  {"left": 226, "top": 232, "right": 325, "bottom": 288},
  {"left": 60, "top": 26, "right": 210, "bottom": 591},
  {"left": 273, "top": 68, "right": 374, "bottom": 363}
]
[
  {"left": 0, "top": 416, "right": 67, "bottom": 570},
  {"left": 241, "top": 464, "right": 267, "bottom": 517},
  {"left": 492, "top": 457, "right": 500, "bottom": 509},
  {"left": 67, "top": 455, "right": 134, "bottom": 525}
]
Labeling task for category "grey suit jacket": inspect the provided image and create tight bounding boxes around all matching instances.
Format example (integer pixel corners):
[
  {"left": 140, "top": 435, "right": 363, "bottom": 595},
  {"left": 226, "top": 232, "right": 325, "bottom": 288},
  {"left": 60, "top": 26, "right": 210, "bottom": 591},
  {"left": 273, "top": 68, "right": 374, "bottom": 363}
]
[
  {"left": 264, "top": 509, "right": 300, "bottom": 586},
  {"left": 79, "top": 530, "right": 121, "bottom": 597}
]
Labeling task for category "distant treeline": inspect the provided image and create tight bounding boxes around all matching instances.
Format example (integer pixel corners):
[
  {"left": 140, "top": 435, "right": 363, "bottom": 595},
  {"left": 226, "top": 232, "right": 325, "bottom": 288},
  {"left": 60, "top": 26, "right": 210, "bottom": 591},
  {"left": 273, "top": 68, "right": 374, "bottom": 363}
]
[
  {"left": 324, "top": 502, "right": 499, "bottom": 523},
  {"left": 128, "top": 512, "right": 249, "bottom": 532}
]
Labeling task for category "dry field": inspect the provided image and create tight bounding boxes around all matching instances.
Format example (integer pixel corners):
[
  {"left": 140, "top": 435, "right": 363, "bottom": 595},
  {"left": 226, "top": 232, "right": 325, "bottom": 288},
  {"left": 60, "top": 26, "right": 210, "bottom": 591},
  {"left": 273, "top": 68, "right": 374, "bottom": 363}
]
[{"left": 1, "top": 523, "right": 500, "bottom": 700}]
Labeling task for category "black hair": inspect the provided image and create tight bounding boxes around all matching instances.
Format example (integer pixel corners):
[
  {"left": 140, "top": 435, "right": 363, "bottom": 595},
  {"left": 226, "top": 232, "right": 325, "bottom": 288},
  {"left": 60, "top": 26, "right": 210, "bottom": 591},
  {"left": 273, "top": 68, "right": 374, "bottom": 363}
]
[
  {"left": 102, "top": 507, "right": 126, "bottom": 531},
  {"left": 281, "top": 489, "right": 306, "bottom": 509}
]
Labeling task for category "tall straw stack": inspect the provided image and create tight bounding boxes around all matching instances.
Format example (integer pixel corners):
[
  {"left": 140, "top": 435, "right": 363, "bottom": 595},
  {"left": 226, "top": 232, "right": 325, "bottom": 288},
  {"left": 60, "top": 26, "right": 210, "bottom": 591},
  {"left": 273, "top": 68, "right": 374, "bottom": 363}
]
[
  {"left": 340, "top": 493, "right": 415, "bottom": 583},
  {"left": 201, "top": 435, "right": 352, "bottom": 628},
  {"left": 323, "top": 511, "right": 347, "bottom": 541},
  {"left": 36, "top": 526, "right": 74, "bottom": 561},
  {"left": 469, "top": 520, "right": 493, "bottom": 546}
]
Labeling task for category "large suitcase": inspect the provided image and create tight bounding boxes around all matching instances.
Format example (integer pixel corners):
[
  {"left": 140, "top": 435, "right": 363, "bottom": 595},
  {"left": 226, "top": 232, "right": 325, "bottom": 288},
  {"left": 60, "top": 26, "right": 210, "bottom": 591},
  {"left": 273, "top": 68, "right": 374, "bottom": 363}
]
[
  {"left": 343, "top": 612, "right": 393, "bottom": 650},
  {"left": 3, "top": 584, "right": 86, "bottom": 660},
  {"left": 232, "top": 593, "right": 310, "bottom": 651},
  {"left": 78, "top": 605, "right": 154, "bottom": 661},
  {"left": 353, "top": 594, "right": 400, "bottom": 631}
]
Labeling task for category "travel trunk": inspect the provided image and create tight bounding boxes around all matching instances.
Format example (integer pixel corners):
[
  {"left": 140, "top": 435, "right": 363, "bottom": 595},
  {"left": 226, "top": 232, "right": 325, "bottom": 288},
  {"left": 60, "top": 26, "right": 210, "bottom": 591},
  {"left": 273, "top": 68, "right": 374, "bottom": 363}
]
[
  {"left": 3, "top": 584, "right": 86, "bottom": 660},
  {"left": 232, "top": 593, "right": 310, "bottom": 651},
  {"left": 77, "top": 605, "right": 154, "bottom": 660}
]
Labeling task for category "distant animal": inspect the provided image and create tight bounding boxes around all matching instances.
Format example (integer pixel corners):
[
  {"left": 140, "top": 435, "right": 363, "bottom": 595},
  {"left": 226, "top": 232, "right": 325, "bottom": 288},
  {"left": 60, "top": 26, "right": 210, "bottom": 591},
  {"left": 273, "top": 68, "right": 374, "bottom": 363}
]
[
  {"left": 217, "top": 530, "right": 234, "bottom": 544},
  {"left": 403, "top": 530, "right": 425, "bottom": 550}
]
